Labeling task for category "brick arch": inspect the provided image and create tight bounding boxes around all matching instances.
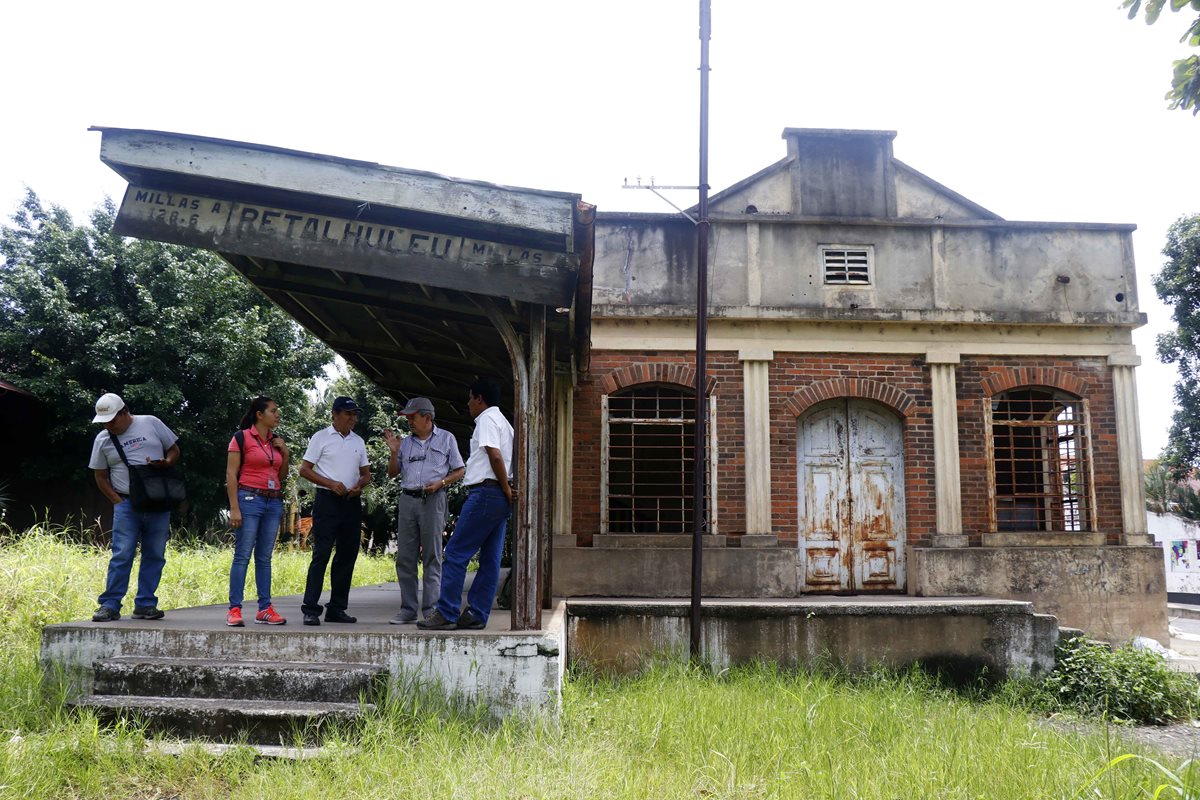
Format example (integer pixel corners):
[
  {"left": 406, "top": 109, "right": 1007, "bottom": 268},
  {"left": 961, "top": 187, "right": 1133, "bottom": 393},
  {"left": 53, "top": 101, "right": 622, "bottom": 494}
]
[
  {"left": 783, "top": 378, "right": 916, "bottom": 418},
  {"left": 599, "top": 363, "right": 718, "bottom": 395},
  {"left": 979, "top": 367, "right": 1089, "bottom": 398}
]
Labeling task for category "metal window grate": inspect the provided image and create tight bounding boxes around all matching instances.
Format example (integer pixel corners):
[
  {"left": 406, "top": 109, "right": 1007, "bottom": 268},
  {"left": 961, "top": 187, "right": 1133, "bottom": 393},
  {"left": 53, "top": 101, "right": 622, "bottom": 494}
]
[
  {"left": 604, "top": 386, "right": 709, "bottom": 534},
  {"left": 822, "top": 247, "right": 871, "bottom": 285},
  {"left": 989, "top": 389, "right": 1092, "bottom": 532}
]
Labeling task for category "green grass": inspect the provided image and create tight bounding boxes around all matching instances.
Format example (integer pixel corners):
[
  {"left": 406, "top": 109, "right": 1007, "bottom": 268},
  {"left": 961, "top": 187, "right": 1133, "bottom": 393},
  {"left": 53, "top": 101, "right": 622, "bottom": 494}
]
[{"left": 0, "top": 526, "right": 1196, "bottom": 799}]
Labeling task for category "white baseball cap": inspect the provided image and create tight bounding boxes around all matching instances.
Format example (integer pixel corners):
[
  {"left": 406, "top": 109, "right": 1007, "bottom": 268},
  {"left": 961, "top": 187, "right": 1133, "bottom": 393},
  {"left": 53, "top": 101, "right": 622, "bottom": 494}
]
[{"left": 92, "top": 393, "right": 126, "bottom": 423}]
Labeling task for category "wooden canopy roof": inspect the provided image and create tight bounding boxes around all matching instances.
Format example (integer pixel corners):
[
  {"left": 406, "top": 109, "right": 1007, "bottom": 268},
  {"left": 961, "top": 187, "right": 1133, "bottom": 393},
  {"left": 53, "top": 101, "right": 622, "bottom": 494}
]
[{"left": 93, "top": 127, "right": 593, "bottom": 442}]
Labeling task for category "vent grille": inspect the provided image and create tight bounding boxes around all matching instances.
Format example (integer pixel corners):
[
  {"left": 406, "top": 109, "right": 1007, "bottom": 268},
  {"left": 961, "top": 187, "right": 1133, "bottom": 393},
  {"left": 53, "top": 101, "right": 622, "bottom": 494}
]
[{"left": 822, "top": 247, "right": 871, "bottom": 285}]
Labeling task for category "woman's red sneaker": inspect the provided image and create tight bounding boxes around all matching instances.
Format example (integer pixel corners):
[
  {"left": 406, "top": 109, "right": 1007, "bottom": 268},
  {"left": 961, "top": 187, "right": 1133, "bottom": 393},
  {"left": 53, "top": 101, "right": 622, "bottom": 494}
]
[{"left": 255, "top": 605, "right": 286, "bottom": 625}]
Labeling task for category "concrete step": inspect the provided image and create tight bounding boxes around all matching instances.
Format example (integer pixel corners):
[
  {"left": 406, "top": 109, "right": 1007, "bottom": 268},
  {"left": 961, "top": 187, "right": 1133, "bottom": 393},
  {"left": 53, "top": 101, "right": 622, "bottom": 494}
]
[
  {"left": 93, "top": 657, "right": 386, "bottom": 704},
  {"left": 71, "top": 694, "right": 374, "bottom": 745}
]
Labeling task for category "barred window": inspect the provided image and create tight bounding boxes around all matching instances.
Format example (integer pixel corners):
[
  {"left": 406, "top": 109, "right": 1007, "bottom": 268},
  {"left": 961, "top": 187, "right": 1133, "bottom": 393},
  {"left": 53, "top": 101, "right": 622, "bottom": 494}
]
[
  {"left": 821, "top": 245, "right": 872, "bottom": 285},
  {"left": 601, "top": 385, "right": 715, "bottom": 534},
  {"left": 987, "top": 388, "right": 1094, "bottom": 533}
]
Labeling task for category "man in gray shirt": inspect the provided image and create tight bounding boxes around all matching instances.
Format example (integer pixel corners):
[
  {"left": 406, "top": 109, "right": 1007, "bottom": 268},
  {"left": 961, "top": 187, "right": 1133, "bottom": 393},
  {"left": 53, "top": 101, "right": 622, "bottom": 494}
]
[
  {"left": 88, "top": 392, "right": 181, "bottom": 622},
  {"left": 383, "top": 397, "right": 464, "bottom": 624}
]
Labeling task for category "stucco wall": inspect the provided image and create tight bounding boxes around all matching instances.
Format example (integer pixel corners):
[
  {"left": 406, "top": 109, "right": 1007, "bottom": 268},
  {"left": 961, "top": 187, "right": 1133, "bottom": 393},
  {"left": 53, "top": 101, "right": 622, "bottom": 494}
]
[{"left": 591, "top": 219, "right": 1138, "bottom": 321}]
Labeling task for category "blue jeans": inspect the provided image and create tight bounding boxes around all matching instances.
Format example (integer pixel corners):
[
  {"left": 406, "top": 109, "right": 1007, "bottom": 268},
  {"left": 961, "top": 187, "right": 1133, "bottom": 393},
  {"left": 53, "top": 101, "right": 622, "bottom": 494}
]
[
  {"left": 228, "top": 493, "right": 284, "bottom": 610},
  {"left": 98, "top": 500, "right": 171, "bottom": 612},
  {"left": 436, "top": 485, "right": 510, "bottom": 624}
]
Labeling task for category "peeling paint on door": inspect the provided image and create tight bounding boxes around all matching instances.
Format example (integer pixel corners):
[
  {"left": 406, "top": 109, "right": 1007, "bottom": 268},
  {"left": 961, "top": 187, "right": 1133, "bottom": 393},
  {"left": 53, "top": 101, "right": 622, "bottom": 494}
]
[{"left": 798, "top": 399, "right": 905, "bottom": 591}]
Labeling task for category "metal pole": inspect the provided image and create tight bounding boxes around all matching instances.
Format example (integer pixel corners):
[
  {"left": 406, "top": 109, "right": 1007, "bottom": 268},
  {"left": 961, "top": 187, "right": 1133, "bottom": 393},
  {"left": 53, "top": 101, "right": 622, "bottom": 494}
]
[{"left": 690, "top": 0, "right": 711, "bottom": 662}]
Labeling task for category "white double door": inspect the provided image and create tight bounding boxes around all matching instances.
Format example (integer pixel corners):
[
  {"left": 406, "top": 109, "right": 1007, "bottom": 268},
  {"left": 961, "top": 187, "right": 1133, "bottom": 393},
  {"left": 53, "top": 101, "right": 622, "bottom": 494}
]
[{"left": 797, "top": 399, "right": 906, "bottom": 592}]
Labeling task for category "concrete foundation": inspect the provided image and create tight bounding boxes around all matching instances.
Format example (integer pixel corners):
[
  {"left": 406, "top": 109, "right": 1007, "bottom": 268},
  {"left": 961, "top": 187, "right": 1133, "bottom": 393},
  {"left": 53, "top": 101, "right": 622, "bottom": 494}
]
[
  {"left": 42, "top": 583, "right": 564, "bottom": 716},
  {"left": 556, "top": 541, "right": 1168, "bottom": 649},
  {"left": 908, "top": 545, "right": 1169, "bottom": 645},
  {"left": 565, "top": 597, "right": 1058, "bottom": 680}
]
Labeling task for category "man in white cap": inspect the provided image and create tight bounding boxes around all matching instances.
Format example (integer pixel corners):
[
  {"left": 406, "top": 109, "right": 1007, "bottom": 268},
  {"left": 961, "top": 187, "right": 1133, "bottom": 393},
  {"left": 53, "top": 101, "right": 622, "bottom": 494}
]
[
  {"left": 87, "top": 392, "right": 181, "bottom": 622},
  {"left": 383, "top": 397, "right": 464, "bottom": 624}
]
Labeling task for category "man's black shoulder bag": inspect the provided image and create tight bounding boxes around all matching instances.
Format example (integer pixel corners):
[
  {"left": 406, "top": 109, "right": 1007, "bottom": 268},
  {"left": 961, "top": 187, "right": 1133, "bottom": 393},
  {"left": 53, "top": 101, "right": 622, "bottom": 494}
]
[{"left": 108, "top": 432, "right": 186, "bottom": 512}]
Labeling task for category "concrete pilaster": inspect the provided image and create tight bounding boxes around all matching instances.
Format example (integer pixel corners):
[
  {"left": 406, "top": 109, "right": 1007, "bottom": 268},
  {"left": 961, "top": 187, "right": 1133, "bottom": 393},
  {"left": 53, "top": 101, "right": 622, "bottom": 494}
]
[
  {"left": 928, "top": 350, "right": 964, "bottom": 545},
  {"left": 552, "top": 377, "right": 573, "bottom": 538},
  {"left": 741, "top": 348, "right": 774, "bottom": 536},
  {"left": 1110, "top": 356, "right": 1151, "bottom": 545},
  {"left": 746, "top": 222, "right": 762, "bottom": 307}
]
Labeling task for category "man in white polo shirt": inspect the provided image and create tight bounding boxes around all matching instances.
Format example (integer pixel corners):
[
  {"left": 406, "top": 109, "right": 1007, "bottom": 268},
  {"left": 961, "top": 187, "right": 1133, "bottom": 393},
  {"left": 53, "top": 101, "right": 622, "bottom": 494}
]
[
  {"left": 419, "top": 378, "right": 514, "bottom": 631},
  {"left": 298, "top": 396, "right": 372, "bottom": 626}
]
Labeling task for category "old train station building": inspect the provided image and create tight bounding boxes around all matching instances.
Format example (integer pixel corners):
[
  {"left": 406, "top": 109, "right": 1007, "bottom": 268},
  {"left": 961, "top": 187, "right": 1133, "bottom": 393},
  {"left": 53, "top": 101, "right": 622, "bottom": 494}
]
[{"left": 93, "top": 125, "right": 1166, "bottom": 645}]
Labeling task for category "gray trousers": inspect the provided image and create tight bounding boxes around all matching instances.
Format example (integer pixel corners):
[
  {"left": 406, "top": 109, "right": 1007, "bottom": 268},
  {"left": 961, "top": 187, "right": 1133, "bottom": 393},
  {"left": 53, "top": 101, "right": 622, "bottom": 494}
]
[{"left": 395, "top": 491, "right": 447, "bottom": 618}]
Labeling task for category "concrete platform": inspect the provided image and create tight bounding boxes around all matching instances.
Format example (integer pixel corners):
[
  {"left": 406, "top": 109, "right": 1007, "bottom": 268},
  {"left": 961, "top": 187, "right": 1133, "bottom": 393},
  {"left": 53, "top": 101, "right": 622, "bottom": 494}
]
[
  {"left": 42, "top": 581, "right": 565, "bottom": 717},
  {"left": 44, "top": 585, "right": 1065, "bottom": 732}
]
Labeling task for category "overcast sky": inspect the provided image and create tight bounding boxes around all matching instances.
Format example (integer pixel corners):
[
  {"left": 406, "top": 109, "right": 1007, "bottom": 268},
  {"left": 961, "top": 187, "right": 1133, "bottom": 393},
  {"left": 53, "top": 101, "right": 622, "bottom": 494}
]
[{"left": 1, "top": 1, "right": 1196, "bottom": 457}]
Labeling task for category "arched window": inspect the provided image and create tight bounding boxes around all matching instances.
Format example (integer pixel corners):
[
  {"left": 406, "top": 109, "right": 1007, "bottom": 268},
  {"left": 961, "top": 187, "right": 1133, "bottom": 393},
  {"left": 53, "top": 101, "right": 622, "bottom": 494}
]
[
  {"left": 986, "top": 388, "right": 1094, "bottom": 532},
  {"left": 600, "top": 384, "right": 715, "bottom": 535}
]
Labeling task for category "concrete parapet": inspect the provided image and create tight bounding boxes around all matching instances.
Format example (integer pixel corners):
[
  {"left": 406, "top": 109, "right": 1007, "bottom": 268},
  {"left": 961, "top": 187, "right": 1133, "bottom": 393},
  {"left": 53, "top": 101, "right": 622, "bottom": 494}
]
[
  {"left": 566, "top": 597, "right": 1057, "bottom": 681},
  {"left": 908, "top": 545, "right": 1169, "bottom": 645}
]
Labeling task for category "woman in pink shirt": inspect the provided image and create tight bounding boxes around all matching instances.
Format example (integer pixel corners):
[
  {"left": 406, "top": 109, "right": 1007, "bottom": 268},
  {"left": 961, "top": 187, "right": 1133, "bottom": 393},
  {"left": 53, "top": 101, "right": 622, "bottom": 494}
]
[{"left": 225, "top": 396, "right": 289, "bottom": 626}]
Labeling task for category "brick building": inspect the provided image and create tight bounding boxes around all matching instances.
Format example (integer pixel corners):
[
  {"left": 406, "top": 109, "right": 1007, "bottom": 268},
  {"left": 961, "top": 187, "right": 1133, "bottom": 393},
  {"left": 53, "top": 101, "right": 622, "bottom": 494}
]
[{"left": 552, "top": 128, "right": 1165, "bottom": 642}]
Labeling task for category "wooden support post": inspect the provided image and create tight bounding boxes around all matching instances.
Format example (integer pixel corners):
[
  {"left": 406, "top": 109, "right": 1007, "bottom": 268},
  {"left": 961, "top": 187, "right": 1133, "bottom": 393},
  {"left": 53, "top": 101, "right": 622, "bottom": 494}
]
[
  {"left": 520, "top": 306, "right": 547, "bottom": 627},
  {"left": 476, "top": 298, "right": 544, "bottom": 630}
]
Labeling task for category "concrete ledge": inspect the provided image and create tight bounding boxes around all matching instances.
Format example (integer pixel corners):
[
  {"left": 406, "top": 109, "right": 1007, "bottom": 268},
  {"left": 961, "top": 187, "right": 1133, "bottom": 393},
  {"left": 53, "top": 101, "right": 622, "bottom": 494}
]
[
  {"left": 591, "top": 534, "right": 727, "bottom": 549},
  {"left": 908, "top": 545, "right": 1168, "bottom": 645},
  {"left": 553, "top": 546, "right": 798, "bottom": 596},
  {"left": 738, "top": 535, "right": 779, "bottom": 548},
  {"left": 982, "top": 532, "right": 1106, "bottom": 547},
  {"left": 566, "top": 597, "right": 1057, "bottom": 680},
  {"left": 931, "top": 534, "right": 969, "bottom": 548}
]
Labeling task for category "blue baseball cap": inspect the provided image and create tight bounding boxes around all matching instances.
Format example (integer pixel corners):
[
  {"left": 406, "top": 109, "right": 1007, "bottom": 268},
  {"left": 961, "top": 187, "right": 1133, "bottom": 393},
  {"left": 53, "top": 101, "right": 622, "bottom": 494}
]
[{"left": 332, "top": 396, "right": 360, "bottom": 413}]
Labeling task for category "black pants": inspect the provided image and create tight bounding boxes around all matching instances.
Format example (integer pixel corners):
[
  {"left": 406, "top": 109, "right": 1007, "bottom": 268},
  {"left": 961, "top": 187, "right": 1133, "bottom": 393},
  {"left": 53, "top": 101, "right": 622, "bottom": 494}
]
[{"left": 301, "top": 491, "right": 361, "bottom": 615}]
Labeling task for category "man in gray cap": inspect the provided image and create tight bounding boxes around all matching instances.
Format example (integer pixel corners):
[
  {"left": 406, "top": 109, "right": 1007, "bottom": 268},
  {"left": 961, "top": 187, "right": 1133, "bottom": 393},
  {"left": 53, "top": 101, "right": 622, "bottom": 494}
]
[
  {"left": 87, "top": 392, "right": 181, "bottom": 622},
  {"left": 383, "top": 397, "right": 464, "bottom": 624}
]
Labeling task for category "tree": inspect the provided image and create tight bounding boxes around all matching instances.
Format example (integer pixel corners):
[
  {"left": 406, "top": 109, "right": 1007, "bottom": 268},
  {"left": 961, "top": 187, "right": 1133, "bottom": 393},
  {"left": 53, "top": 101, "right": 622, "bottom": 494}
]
[
  {"left": 1146, "top": 460, "right": 1175, "bottom": 513},
  {"left": 1154, "top": 213, "right": 1200, "bottom": 476},
  {"left": 1124, "top": 0, "right": 1200, "bottom": 114},
  {"left": 0, "top": 190, "right": 332, "bottom": 526}
]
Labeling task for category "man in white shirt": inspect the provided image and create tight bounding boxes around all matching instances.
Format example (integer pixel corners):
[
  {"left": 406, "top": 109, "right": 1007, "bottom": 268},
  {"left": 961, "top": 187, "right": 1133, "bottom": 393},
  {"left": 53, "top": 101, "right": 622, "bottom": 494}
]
[
  {"left": 88, "top": 392, "right": 181, "bottom": 622},
  {"left": 419, "top": 378, "right": 514, "bottom": 631},
  {"left": 299, "top": 396, "right": 372, "bottom": 626}
]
